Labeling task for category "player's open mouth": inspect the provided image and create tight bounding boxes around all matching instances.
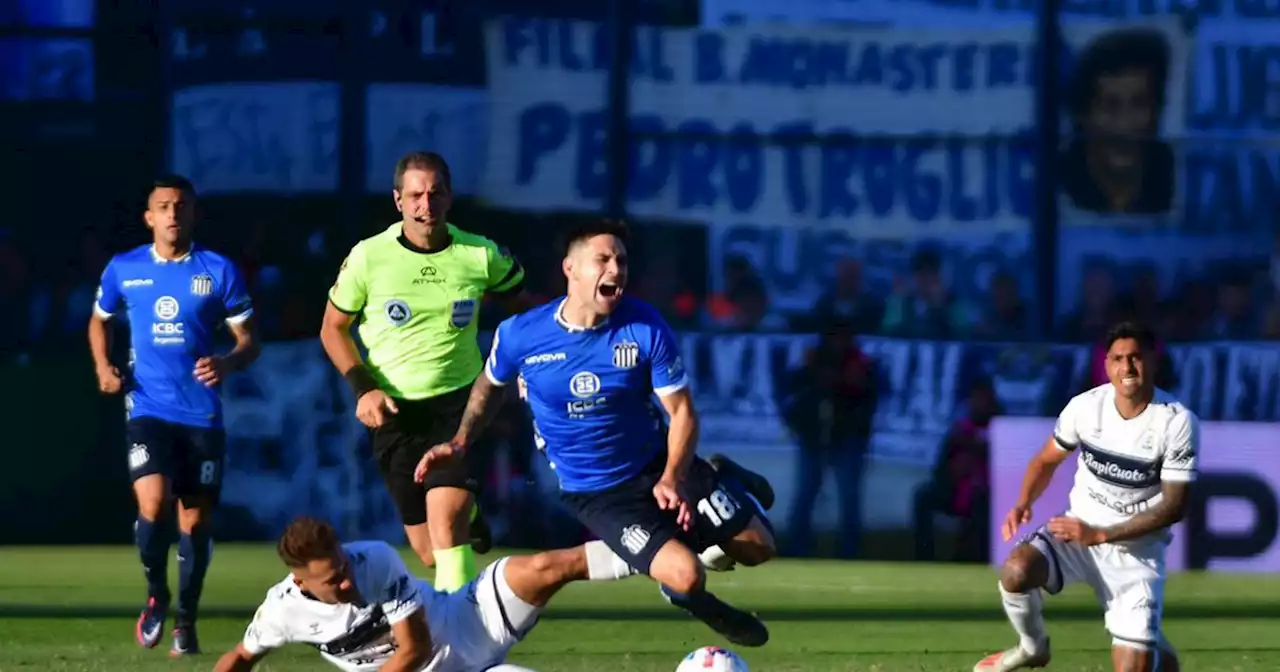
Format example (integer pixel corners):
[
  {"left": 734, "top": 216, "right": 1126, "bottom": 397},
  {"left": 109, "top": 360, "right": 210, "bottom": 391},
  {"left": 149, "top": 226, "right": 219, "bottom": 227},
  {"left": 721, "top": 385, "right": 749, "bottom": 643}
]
[
  {"left": 1121, "top": 377, "right": 1139, "bottom": 386},
  {"left": 599, "top": 283, "right": 622, "bottom": 299}
]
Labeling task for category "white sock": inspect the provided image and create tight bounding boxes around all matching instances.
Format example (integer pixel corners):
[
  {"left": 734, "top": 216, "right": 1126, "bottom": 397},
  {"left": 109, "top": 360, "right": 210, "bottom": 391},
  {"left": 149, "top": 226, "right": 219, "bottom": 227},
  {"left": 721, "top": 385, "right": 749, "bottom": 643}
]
[
  {"left": 698, "top": 545, "right": 736, "bottom": 572},
  {"left": 998, "top": 582, "right": 1048, "bottom": 655},
  {"left": 585, "top": 540, "right": 638, "bottom": 581}
]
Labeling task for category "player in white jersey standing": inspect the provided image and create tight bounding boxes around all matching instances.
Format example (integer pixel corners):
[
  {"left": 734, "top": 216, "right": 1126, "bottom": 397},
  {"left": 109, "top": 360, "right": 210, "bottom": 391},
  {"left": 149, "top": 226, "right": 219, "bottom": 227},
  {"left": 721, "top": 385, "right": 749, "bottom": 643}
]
[
  {"left": 213, "top": 516, "right": 639, "bottom": 672},
  {"left": 975, "top": 322, "right": 1196, "bottom": 672}
]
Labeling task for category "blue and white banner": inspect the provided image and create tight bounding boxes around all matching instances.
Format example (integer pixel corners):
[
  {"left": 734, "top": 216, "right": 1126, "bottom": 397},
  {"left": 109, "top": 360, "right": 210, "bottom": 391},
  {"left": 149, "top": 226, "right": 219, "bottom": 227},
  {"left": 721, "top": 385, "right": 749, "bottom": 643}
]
[
  {"left": 220, "top": 336, "right": 1280, "bottom": 539},
  {"left": 365, "top": 85, "right": 489, "bottom": 195},
  {"left": 482, "top": 17, "right": 1186, "bottom": 237},
  {"left": 170, "top": 83, "right": 341, "bottom": 193},
  {"left": 701, "top": 0, "right": 1279, "bottom": 234},
  {"left": 701, "top": 0, "right": 1280, "bottom": 26}
]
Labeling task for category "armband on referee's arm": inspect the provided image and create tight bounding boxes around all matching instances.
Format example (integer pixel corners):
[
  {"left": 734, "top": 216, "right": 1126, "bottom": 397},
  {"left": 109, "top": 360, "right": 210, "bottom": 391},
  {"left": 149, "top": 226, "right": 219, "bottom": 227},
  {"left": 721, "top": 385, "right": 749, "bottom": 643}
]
[{"left": 344, "top": 365, "right": 381, "bottom": 400}]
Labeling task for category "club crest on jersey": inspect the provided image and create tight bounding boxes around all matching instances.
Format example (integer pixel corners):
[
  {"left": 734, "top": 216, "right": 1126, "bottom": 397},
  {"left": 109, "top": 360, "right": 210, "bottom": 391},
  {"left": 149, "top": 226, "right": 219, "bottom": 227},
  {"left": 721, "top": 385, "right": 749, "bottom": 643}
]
[
  {"left": 450, "top": 299, "right": 477, "bottom": 329},
  {"left": 190, "top": 274, "right": 213, "bottom": 296},
  {"left": 384, "top": 299, "right": 411, "bottom": 326},
  {"left": 154, "top": 296, "right": 180, "bottom": 320},
  {"left": 570, "top": 371, "right": 601, "bottom": 398},
  {"left": 612, "top": 342, "right": 639, "bottom": 369}
]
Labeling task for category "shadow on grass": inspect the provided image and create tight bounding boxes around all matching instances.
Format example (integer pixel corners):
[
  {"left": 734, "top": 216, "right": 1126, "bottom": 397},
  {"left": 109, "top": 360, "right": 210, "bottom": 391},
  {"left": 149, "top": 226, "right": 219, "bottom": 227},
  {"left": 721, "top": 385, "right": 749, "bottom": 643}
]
[{"left": 1, "top": 603, "right": 1277, "bottom": 622}]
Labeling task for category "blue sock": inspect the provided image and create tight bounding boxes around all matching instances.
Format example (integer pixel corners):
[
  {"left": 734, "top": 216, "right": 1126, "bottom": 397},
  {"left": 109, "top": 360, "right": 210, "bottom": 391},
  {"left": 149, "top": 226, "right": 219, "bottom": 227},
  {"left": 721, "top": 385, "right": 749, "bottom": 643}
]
[
  {"left": 135, "top": 516, "right": 171, "bottom": 605},
  {"left": 661, "top": 583, "right": 715, "bottom": 609},
  {"left": 176, "top": 528, "right": 213, "bottom": 625}
]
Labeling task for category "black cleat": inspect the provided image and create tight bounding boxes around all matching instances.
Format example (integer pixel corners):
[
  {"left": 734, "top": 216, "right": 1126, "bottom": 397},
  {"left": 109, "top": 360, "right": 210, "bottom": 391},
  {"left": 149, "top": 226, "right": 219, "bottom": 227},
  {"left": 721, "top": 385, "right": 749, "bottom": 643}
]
[
  {"left": 660, "top": 585, "right": 770, "bottom": 648},
  {"left": 709, "top": 453, "right": 775, "bottom": 511},
  {"left": 469, "top": 506, "right": 493, "bottom": 554},
  {"left": 169, "top": 623, "right": 200, "bottom": 657}
]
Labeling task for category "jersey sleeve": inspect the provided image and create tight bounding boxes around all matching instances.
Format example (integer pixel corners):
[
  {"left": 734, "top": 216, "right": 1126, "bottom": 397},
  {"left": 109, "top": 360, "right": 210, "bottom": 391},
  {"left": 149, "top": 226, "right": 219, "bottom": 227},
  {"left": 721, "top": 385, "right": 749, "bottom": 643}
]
[
  {"left": 241, "top": 599, "right": 291, "bottom": 655},
  {"left": 94, "top": 259, "right": 123, "bottom": 319},
  {"left": 485, "top": 241, "right": 525, "bottom": 295},
  {"left": 370, "top": 544, "right": 424, "bottom": 625},
  {"left": 646, "top": 314, "right": 689, "bottom": 397},
  {"left": 1052, "top": 395, "right": 1083, "bottom": 452},
  {"left": 221, "top": 260, "right": 254, "bottom": 325},
  {"left": 484, "top": 318, "right": 520, "bottom": 386},
  {"left": 1161, "top": 410, "right": 1198, "bottom": 482},
  {"left": 328, "top": 243, "right": 369, "bottom": 314}
]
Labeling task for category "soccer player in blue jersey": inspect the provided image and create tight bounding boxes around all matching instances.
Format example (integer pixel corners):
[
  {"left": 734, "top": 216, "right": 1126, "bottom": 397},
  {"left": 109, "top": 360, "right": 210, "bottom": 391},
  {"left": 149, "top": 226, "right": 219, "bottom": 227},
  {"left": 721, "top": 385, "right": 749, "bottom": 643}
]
[
  {"left": 414, "top": 220, "right": 778, "bottom": 647},
  {"left": 88, "top": 175, "right": 259, "bottom": 656}
]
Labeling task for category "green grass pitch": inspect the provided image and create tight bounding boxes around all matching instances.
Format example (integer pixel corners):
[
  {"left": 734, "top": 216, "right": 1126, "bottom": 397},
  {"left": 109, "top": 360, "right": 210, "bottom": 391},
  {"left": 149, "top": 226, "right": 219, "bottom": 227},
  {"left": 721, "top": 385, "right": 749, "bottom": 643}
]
[{"left": 0, "top": 545, "right": 1277, "bottom": 671}]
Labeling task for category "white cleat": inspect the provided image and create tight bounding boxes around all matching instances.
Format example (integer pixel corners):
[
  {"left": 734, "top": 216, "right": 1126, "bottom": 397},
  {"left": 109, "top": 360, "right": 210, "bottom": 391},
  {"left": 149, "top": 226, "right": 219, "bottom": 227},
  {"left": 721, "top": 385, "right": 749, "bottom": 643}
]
[{"left": 973, "top": 639, "right": 1051, "bottom": 671}]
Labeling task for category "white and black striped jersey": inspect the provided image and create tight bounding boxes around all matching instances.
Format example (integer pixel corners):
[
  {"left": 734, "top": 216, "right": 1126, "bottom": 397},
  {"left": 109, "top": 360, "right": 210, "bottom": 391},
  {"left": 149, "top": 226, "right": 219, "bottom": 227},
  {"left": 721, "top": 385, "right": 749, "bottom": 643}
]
[
  {"left": 241, "top": 541, "right": 437, "bottom": 671},
  {"left": 1053, "top": 384, "right": 1199, "bottom": 538}
]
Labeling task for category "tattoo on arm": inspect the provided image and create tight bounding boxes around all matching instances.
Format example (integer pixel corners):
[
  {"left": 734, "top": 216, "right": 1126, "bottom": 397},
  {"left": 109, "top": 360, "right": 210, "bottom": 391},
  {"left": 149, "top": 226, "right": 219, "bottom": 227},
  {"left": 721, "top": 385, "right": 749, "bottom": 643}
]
[
  {"left": 1103, "top": 481, "right": 1190, "bottom": 543},
  {"left": 456, "top": 375, "right": 505, "bottom": 445}
]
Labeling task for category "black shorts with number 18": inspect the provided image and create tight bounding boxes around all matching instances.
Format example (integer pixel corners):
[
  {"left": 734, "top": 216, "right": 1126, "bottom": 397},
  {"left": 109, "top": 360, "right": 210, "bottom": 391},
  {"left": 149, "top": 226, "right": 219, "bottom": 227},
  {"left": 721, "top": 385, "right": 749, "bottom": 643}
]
[{"left": 560, "top": 451, "right": 761, "bottom": 575}]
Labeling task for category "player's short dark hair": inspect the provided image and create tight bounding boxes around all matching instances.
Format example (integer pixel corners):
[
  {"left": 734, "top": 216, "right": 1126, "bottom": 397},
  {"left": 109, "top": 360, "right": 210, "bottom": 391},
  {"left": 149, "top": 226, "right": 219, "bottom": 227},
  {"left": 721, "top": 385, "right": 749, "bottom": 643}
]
[
  {"left": 1068, "top": 28, "right": 1170, "bottom": 123},
  {"left": 1104, "top": 320, "right": 1157, "bottom": 353},
  {"left": 277, "top": 516, "right": 342, "bottom": 568},
  {"left": 561, "top": 218, "right": 631, "bottom": 256},
  {"left": 394, "top": 151, "right": 451, "bottom": 192},
  {"left": 150, "top": 174, "right": 195, "bottom": 199}
]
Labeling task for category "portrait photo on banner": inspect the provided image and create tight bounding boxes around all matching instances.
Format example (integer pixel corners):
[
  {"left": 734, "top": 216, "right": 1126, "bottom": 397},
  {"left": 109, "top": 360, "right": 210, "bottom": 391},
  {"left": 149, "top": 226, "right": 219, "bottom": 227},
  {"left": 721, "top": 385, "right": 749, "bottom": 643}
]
[{"left": 1057, "top": 21, "right": 1187, "bottom": 218}]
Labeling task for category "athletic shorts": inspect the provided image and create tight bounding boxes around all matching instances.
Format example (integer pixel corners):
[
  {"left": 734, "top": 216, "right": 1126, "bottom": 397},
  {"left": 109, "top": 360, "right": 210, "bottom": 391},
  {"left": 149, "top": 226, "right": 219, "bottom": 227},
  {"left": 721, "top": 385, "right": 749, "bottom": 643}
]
[
  {"left": 560, "top": 452, "right": 762, "bottom": 575},
  {"left": 423, "top": 557, "right": 540, "bottom": 671},
  {"left": 1024, "top": 519, "right": 1168, "bottom": 648},
  {"left": 126, "top": 416, "right": 226, "bottom": 504},
  {"left": 372, "top": 385, "right": 481, "bottom": 526}
]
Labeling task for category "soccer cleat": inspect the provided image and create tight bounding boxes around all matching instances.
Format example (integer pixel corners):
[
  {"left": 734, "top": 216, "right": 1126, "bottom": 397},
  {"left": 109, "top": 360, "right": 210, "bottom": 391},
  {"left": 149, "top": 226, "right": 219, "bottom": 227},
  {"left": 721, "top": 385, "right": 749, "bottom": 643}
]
[
  {"left": 709, "top": 454, "right": 775, "bottom": 511},
  {"left": 660, "top": 585, "right": 770, "bottom": 648},
  {"left": 469, "top": 506, "right": 493, "bottom": 555},
  {"left": 973, "top": 639, "right": 1051, "bottom": 671},
  {"left": 170, "top": 623, "right": 200, "bottom": 656},
  {"left": 135, "top": 597, "right": 167, "bottom": 649}
]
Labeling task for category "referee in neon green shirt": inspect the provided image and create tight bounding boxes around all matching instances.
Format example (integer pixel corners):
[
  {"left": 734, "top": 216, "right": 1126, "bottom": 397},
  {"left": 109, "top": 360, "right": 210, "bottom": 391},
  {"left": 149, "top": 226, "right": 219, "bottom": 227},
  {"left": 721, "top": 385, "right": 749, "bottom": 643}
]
[{"left": 320, "top": 151, "right": 526, "bottom": 592}]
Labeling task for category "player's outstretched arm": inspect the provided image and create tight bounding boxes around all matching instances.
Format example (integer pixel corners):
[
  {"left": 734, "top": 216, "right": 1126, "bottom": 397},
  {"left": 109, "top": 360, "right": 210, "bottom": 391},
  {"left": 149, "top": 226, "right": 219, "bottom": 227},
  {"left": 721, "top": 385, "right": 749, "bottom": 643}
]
[
  {"left": 454, "top": 372, "right": 506, "bottom": 448},
  {"left": 379, "top": 609, "right": 435, "bottom": 672},
  {"left": 1014, "top": 435, "right": 1075, "bottom": 509},
  {"left": 657, "top": 388, "right": 699, "bottom": 484},
  {"left": 212, "top": 643, "right": 266, "bottom": 672}
]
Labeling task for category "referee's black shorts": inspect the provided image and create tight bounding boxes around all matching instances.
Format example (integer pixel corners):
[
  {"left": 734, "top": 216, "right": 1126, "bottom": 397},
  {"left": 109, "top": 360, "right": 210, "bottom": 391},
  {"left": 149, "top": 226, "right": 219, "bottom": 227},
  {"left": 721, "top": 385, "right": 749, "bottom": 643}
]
[{"left": 372, "top": 385, "right": 482, "bottom": 526}]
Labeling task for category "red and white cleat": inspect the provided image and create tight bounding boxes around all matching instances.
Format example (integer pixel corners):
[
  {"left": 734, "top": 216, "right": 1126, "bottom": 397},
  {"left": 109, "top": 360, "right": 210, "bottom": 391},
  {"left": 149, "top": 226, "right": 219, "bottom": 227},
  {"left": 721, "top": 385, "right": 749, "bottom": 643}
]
[{"left": 974, "top": 640, "right": 1051, "bottom": 672}]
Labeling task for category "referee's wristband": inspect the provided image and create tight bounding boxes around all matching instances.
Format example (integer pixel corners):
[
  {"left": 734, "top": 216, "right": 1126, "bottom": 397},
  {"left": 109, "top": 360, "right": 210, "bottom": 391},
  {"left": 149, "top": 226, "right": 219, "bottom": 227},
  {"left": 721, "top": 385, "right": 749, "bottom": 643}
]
[{"left": 343, "top": 365, "right": 381, "bottom": 399}]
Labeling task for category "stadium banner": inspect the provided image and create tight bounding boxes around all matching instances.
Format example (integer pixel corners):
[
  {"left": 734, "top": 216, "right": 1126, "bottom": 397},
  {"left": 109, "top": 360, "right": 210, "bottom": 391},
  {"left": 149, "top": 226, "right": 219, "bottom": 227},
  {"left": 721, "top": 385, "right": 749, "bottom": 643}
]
[
  {"left": 700, "top": 1, "right": 1279, "bottom": 235},
  {"left": 482, "top": 17, "right": 1184, "bottom": 232},
  {"left": 990, "top": 417, "right": 1280, "bottom": 573},
  {"left": 481, "top": 17, "right": 1189, "bottom": 320},
  {"left": 365, "top": 85, "right": 488, "bottom": 196},
  {"left": 170, "top": 82, "right": 340, "bottom": 194},
  {"left": 701, "top": 0, "right": 1280, "bottom": 26}
]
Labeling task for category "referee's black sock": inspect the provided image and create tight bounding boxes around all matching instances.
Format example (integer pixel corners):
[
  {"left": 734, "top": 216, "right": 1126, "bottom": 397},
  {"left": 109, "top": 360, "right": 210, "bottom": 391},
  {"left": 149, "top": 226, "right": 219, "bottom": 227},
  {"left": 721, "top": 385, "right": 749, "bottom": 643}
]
[
  {"left": 176, "top": 527, "right": 213, "bottom": 625},
  {"left": 134, "top": 515, "right": 170, "bottom": 605}
]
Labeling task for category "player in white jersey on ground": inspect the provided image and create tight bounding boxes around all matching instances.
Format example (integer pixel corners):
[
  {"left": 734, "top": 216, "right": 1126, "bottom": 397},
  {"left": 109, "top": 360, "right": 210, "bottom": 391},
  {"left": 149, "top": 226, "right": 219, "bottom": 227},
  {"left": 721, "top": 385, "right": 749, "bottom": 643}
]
[
  {"left": 975, "top": 322, "right": 1195, "bottom": 672},
  {"left": 213, "top": 516, "right": 639, "bottom": 672}
]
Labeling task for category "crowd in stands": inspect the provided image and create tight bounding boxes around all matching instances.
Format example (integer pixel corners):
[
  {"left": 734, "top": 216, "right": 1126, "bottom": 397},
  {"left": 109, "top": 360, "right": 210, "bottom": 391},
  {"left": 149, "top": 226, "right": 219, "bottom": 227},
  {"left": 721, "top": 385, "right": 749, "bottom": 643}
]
[{"left": 2, "top": 215, "right": 1278, "bottom": 361}]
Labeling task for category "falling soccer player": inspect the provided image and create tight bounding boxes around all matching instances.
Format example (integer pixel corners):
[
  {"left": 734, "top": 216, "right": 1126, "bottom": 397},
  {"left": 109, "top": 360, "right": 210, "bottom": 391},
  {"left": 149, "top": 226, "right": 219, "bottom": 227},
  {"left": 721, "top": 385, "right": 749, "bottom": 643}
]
[
  {"left": 415, "top": 219, "right": 779, "bottom": 648},
  {"left": 213, "top": 516, "right": 640, "bottom": 672}
]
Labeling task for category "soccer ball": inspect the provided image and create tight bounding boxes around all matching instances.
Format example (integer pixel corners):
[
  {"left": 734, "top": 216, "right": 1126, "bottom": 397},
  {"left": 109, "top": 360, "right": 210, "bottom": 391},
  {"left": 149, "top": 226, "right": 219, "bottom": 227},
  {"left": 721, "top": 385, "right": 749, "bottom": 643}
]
[{"left": 675, "top": 646, "right": 749, "bottom": 672}]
